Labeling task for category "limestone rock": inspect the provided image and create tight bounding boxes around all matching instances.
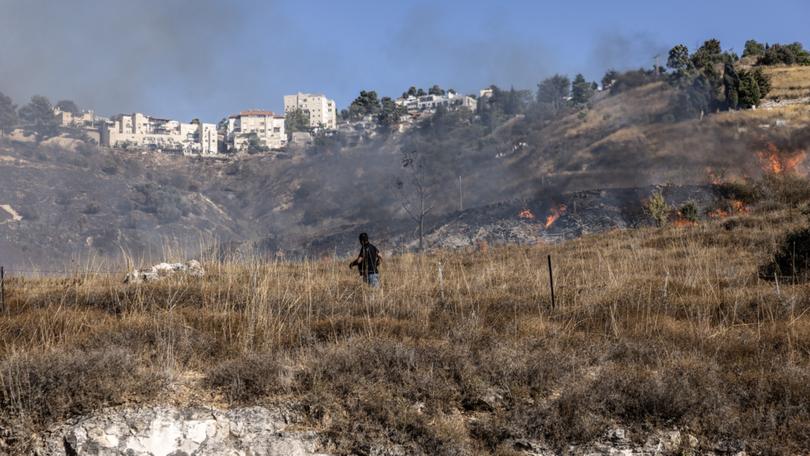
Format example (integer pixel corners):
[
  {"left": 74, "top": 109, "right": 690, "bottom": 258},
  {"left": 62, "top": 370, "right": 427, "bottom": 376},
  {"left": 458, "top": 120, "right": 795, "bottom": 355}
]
[
  {"left": 41, "top": 405, "right": 331, "bottom": 456},
  {"left": 124, "top": 260, "right": 205, "bottom": 284}
]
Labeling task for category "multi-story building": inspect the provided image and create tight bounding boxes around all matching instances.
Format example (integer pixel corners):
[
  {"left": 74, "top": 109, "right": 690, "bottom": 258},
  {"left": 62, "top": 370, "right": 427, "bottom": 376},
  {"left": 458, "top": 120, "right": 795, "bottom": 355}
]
[
  {"left": 223, "top": 110, "right": 286, "bottom": 152},
  {"left": 99, "top": 113, "right": 218, "bottom": 156},
  {"left": 54, "top": 108, "right": 96, "bottom": 128},
  {"left": 283, "top": 93, "right": 337, "bottom": 130},
  {"left": 395, "top": 91, "right": 477, "bottom": 114}
]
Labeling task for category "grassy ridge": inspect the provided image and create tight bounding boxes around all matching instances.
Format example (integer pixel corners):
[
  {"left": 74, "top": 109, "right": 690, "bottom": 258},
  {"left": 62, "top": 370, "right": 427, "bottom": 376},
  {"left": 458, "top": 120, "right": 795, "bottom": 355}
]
[{"left": 0, "top": 204, "right": 809, "bottom": 454}]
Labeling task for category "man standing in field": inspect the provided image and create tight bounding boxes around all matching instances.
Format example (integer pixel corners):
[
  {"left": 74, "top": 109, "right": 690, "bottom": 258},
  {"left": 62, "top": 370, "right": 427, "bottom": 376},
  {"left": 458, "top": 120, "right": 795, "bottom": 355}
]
[{"left": 349, "top": 232, "right": 382, "bottom": 288}]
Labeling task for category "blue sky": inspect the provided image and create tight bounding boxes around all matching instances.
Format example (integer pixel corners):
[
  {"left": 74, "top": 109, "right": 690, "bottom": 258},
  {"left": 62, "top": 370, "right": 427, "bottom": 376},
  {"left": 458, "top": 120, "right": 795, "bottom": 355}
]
[{"left": 1, "top": 0, "right": 808, "bottom": 122}]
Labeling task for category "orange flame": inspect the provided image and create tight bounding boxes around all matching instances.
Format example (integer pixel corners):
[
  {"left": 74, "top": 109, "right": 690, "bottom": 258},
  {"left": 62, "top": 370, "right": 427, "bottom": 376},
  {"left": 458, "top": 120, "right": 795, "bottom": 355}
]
[
  {"left": 544, "top": 204, "right": 567, "bottom": 229},
  {"left": 757, "top": 143, "right": 807, "bottom": 175},
  {"left": 518, "top": 209, "right": 535, "bottom": 220},
  {"left": 705, "top": 167, "right": 723, "bottom": 185},
  {"left": 673, "top": 218, "right": 695, "bottom": 228},
  {"left": 708, "top": 199, "right": 749, "bottom": 219},
  {"left": 731, "top": 199, "right": 749, "bottom": 214}
]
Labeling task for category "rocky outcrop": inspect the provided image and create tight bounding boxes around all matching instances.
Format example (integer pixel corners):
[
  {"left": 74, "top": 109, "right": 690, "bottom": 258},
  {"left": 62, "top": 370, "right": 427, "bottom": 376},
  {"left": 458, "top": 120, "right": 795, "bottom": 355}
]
[
  {"left": 124, "top": 260, "right": 205, "bottom": 284},
  {"left": 511, "top": 427, "right": 746, "bottom": 456},
  {"left": 40, "top": 406, "right": 331, "bottom": 456}
]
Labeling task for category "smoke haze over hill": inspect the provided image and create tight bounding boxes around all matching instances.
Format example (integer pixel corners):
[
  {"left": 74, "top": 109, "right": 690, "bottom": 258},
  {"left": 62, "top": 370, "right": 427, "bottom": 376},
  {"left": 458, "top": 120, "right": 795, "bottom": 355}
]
[{"left": 3, "top": 0, "right": 808, "bottom": 120}]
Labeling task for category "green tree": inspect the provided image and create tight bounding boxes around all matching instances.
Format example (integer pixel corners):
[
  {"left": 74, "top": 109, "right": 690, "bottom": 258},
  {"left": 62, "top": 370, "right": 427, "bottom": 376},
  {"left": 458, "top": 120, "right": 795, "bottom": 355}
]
[
  {"left": 571, "top": 73, "right": 594, "bottom": 105},
  {"left": 0, "top": 91, "right": 18, "bottom": 135},
  {"left": 736, "top": 68, "right": 770, "bottom": 108},
  {"left": 667, "top": 44, "right": 692, "bottom": 78},
  {"left": 536, "top": 74, "right": 570, "bottom": 113},
  {"left": 737, "top": 72, "right": 761, "bottom": 108},
  {"left": 722, "top": 63, "right": 740, "bottom": 110},
  {"left": 679, "top": 201, "right": 699, "bottom": 223},
  {"left": 55, "top": 99, "right": 80, "bottom": 114},
  {"left": 243, "top": 132, "right": 269, "bottom": 154},
  {"left": 347, "top": 90, "right": 381, "bottom": 120},
  {"left": 759, "top": 42, "right": 810, "bottom": 66},
  {"left": 402, "top": 86, "right": 418, "bottom": 98},
  {"left": 751, "top": 67, "right": 771, "bottom": 96},
  {"left": 489, "top": 86, "right": 529, "bottom": 116},
  {"left": 377, "top": 97, "right": 406, "bottom": 129},
  {"left": 18, "top": 95, "right": 58, "bottom": 139},
  {"left": 285, "top": 108, "right": 310, "bottom": 136},
  {"left": 672, "top": 75, "right": 713, "bottom": 120},
  {"left": 601, "top": 69, "right": 619, "bottom": 89},
  {"left": 691, "top": 39, "right": 724, "bottom": 70},
  {"left": 742, "top": 39, "right": 765, "bottom": 58},
  {"left": 428, "top": 84, "right": 445, "bottom": 96}
]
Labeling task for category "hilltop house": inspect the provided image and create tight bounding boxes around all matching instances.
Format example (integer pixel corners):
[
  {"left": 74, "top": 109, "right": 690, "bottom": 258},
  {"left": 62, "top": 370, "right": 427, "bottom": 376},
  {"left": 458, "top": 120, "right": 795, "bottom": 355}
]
[
  {"left": 223, "top": 110, "right": 286, "bottom": 153},
  {"left": 283, "top": 93, "right": 337, "bottom": 130},
  {"left": 395, "top": 91, "right": 477, "bottom": 115},
  {"left": 100, "top": 113, "right": 218, "bottom": 156},
  {"left": 54, "top": 107, "right": 97, "bottom": 128}
]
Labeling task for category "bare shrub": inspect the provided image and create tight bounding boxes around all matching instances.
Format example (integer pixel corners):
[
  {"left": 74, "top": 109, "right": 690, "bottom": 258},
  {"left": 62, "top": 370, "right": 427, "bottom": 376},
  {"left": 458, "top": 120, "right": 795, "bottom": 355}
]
[
  {"left": 644, "top": 190, "right": 669, "bottom": 226},
  {"left": 0, "top": 348, "right": 160, "bottom": 426},
  {"left": 760, "top": 226, "right": 810, "bottom": 280},
  {"left": 205, "top": 353, "right": 287, "bottom": 402}
]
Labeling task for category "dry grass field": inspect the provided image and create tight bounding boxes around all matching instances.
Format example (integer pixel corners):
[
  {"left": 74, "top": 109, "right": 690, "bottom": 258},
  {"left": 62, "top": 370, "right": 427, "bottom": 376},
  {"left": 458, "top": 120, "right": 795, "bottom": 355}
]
[
  {"left": 763, "top": 65, "right": 810, "bottom": 100},
  {"left": 1, "top": 178, "right": 809, "bottom": 454}
]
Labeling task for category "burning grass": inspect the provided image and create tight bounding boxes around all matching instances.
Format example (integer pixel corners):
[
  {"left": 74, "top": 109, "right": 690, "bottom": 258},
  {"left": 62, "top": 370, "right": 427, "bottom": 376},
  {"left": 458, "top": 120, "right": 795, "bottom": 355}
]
[{"left": 1, "top": 205, "right": 810, "bottom": 454}]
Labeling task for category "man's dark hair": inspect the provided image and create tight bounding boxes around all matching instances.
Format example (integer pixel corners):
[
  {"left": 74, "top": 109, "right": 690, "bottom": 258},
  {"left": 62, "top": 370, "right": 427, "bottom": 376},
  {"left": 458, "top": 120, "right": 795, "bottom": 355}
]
[{"left": 359, "top": 232, "right": 369, "bottom": 243}]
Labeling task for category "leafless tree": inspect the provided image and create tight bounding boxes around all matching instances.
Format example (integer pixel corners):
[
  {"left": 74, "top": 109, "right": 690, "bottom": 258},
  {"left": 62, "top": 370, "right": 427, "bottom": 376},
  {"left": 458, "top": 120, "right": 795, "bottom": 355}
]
[{"left": 396, "top": 148, "right": 435, "bottom": 252}]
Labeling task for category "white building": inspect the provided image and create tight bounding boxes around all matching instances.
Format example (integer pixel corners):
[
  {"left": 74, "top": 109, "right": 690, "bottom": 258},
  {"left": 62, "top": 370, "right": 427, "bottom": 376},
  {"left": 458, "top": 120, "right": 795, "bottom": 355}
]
[
  {"left": 99, "top": 113, "right": 218, "bottom": 156},
  {"left": 283, "top": 93, "right": 337, "bottom": 130},
  {"left": 54, "top": 108, "right": 96, "bottom": 128},
  {"left": 395, "top": 91, "right": 477, "bottom": 114},
  {"left": 224, "top": 110, "right": 286, "bottom": 152}
]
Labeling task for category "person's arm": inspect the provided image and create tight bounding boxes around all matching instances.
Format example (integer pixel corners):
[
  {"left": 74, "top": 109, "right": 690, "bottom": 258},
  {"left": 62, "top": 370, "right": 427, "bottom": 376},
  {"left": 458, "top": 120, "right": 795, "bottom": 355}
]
[
  {"left": 376, "top": 251, "right": 383, "bottom": 265},
  {"left": 349, "top": 250, "right": 363, "bottom": 268}
]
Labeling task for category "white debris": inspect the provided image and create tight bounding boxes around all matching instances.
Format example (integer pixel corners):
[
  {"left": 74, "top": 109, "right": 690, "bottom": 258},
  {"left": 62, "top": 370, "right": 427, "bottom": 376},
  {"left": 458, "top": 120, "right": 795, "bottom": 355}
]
[{"left": 0, "top": 204, "right": 23, "bottom": 222}]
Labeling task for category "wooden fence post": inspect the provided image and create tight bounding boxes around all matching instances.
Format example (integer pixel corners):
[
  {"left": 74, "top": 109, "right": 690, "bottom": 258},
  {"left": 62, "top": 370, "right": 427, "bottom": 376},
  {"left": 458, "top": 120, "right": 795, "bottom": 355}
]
[{"left": 547, "top": 255, "right": 555, "bottom": 310}]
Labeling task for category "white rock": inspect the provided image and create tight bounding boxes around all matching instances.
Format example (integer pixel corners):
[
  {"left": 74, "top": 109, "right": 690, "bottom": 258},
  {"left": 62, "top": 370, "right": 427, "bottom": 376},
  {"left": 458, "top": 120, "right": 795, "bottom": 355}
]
[
  {"left": 124, "top": 259, "right": 205, "bottom": 284},
  {"left": 42, "top": 405, "right": 328, "bottom": 456}
]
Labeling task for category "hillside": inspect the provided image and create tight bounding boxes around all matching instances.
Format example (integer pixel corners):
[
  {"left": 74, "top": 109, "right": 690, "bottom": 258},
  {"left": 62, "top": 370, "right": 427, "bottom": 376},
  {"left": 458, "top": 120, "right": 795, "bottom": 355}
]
[
  {"left": 1, "top": 68, "right": 809, "bottom": 270},
  {"left": 1, "top": 189, "right": 809, "bottom": 454},
  {"left": 763, "top": 65, "right": 810, "bottom": 100}
]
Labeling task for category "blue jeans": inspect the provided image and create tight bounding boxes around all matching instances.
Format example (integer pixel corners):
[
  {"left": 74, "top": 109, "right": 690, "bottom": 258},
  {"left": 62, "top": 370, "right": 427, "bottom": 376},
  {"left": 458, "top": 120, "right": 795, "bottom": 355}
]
[{"left": 364, "top": 273, "right": 380, "bottom": 288}]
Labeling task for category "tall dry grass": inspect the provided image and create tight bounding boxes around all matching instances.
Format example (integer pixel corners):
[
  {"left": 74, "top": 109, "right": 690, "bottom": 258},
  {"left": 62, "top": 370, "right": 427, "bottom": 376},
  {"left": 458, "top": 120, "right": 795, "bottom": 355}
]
[{"left": 0, "top": 205, "right": 809, "bottom": 454}]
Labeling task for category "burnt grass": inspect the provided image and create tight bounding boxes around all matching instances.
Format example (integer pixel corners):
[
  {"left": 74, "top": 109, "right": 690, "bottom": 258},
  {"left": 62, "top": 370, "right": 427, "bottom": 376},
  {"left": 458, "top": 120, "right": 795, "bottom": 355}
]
[{"left": 1, "top": 201, "right": 810, "bottom": 454}]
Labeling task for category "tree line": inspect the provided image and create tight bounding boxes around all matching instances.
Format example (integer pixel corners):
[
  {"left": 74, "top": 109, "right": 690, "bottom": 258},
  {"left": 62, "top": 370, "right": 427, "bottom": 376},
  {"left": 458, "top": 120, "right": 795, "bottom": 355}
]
[{"left": 0, "top": 92, "right": 81, "bottom": 139}]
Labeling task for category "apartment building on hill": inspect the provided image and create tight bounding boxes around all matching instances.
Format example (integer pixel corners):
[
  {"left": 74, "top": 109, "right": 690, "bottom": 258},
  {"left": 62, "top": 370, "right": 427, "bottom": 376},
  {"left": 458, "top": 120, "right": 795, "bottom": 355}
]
[
  {"left": 395, "top": 91, "right": 477, "bottom": 114},
  {"left": 283, "top": 93, "right": 337, "bottom": 130},
  {"left": 99, "top": 113, "right": 218, "bottom": 156},
  {"left": 223, "top": 110, "right": 286, "bottom": 153}
]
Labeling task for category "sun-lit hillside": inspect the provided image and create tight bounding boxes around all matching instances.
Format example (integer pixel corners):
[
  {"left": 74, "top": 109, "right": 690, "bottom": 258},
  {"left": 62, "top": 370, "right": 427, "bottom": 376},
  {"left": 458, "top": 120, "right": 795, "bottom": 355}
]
[{"left": 763, "top": 65, "right": 810, "bottom": 100}]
